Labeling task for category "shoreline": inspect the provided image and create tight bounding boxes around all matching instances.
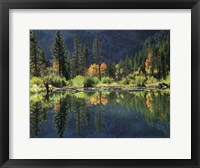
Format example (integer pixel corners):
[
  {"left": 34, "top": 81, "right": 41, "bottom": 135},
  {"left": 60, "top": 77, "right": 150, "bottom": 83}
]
[
  {"left": 54, "top": 85, "right": 169, "bottom": 93},
  {"left": 31, "top": 84, "right": 169, "bottom": 94}
]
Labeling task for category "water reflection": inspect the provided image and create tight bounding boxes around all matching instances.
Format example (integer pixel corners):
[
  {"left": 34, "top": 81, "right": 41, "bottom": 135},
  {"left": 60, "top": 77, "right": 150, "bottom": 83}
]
[{"left": 30, "top": 90, "right": 170, "bottom": 138}]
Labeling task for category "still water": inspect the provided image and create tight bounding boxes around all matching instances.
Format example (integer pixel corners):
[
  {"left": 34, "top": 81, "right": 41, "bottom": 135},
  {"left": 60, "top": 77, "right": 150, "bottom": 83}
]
[{"left": 30, "top": 90, "right": 170, "bottom": 138}]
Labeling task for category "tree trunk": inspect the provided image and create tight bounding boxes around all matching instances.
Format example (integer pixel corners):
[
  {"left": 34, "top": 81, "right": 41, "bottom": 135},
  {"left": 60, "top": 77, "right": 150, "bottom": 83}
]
[
  {"left": 45, "top": 82, "right": 49, "bottom": 95},
  {"left": 98, "top": 64, "right": 101, "bottom": 81}
]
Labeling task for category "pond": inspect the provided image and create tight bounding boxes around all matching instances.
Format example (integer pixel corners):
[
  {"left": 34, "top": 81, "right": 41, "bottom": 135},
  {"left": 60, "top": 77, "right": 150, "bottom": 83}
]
[{"left": 30, "top": 90, "right": 170, "bottom": 138}]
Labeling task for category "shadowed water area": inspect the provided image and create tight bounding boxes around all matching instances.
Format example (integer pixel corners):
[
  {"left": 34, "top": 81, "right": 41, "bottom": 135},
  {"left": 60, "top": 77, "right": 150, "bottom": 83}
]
[{"left": 30, "top": 90, "right": 170, "bottom": 138}]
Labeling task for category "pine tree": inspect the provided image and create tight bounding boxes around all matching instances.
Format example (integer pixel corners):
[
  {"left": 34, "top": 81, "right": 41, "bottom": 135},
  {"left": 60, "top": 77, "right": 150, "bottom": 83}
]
[
  {"left": 164, "top": 35, "right": 170, "bottom": 76},
  {"left": 107, "top": 63, "right": 115, "bottom": 79},
  {"left": 93, "top": 35, "right": 103, "bottom": 80},
  {"left": 82, "top": 43, "right": 89, "bottom": 70},
  {"left": 30, "top": 31, "right": 48, "bottom": 77},
  {"left": 30, "top": 30, "right": 40, "bottom": 77},
  {"left": 71, "top": 34, "right": 79, "bottom": 77},
  {"left": 78, "top": 43, "right": 88, "bottom": 75},
  {"left": 66, "top": 52, "right": 72, "bottom": 80},
  {"left": 38, "top": 48, "right": 48, "bottom": 74},
  {"left": 78, "top": 44, "right": 84, "bottom": 74},
  {"left": 51, "top": 31, "right": 66, "bottom": 77}
]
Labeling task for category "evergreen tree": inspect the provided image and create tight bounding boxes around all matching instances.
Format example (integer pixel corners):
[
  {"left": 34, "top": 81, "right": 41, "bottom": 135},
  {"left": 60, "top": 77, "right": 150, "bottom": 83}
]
[
  {"left": 30, "top": 31, "right": 48, "bottom": 77},
  {"left": 71, "top": 34, "right": 79, "bottom": 77},
  {"left": 38, "top": 48, "right": 48, "bottom": 74},
  {"left": 51, "top": 31, "right": 67, "bottom": 77},
  {"left": 78, "top": 43, "right": 88, "bottom": 75},
  {"left": 30, "top": 30, "right": 40, "bottom": 77},
  {"left": 78, "top": 44, "right": 84, "bottom": 75},
  {"left": 164, "top": 35, "right": 170, "bottom": 76},
  {"left": 82, "top": 43, "right": 89, "bottom": 69},
  {"left": 107, "top": 63, "right": 115, "bottom": 79},
  {"left": 132, "top": 31, "right": 170, "bottom": 79},
  {"left": 66, "top": 52, "right": 72, "bottom": 80},
  {"left": 93, "top": 35, "right": 103, "bottom": 80}
]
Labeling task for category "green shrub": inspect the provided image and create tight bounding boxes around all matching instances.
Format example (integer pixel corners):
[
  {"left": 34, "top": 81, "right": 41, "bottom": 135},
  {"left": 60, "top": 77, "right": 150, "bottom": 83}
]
[
  {"left": 30, "top": 77, "right": 43, "bottom": 87},
  {"left": 159, "top": 74, "right": 170, "bottom": 87},
  {"left": 84, "top": 76, "right": 96, "bottom": 87},
  {"left": 30, "top": 77, "right": 45, "bottom": 93},
  {"left": 65, "top": 80, "right": 72, "bottom": 87},
  {"left": 135, "top": 73, "right": 146, "bottom": 86},
  {"left": 101, "top": 77, "right": 112, "bottom": 84},
  {"left": 129, "top": 79, "right": 135, "bottom": 85},
  {"left": 145, "top": 76, "right": 158, "bottom": 85},
  {"left": 92, "top": 76, "right": 99, "bottom": 84},
  {"left": 72, "top": 75, "right": 84, "bottom": 87},
  {"left": 50, "top": 74, "right": 67, "bottom": 87},
  {"left": 119, "top": 77, "right": 131, "bottom": 85}
]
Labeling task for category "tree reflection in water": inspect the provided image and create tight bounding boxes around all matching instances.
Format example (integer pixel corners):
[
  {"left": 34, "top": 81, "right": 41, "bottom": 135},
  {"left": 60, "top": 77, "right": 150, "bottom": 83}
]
[{"left": 30, "top": 90, "right": 170, "bottom": 138}]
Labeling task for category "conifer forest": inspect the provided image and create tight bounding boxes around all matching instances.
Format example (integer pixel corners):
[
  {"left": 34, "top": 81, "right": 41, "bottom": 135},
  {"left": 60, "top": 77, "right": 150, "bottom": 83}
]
[{"left": 30, "top": 30, "right": 170, "bottom": 138}]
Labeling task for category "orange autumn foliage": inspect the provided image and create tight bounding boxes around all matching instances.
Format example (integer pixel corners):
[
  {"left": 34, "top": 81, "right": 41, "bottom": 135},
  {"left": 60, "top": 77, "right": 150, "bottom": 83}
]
[
  {"left": 88, "top": 95, "right": 108, "bottom": 106},
  {"left": 100, "top": 62, "right": 107, "bottom": 73},
  {"left": 88, "top": 64, "right": 98, "bottom": 76},
  {"left": 145, "top": 52, "right": 152, "bottom": 75},
  {"left": 145, "top": 95, "right": 153, "bottom": 112},
  {"left": 87, "top": 63, "right": 107, "bottom": 76},
  {"left": 89, "top": 95, "right": 100, "bottom": 105},
  {"left": 101, "top": 98, "right": 108, "bottom": 106}
]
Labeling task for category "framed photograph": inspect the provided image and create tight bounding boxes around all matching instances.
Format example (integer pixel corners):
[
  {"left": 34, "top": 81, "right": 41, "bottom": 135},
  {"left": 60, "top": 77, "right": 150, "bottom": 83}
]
[{"left": 0, "top": 0, "right": 200, "bottom": 167}]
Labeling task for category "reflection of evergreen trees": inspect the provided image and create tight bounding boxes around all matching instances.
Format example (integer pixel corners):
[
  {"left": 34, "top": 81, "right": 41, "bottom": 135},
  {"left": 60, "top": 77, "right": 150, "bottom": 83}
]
[
  {"left": 94, "top": 105, "right": 104, "bottom": 133},
  {"left": 30, "top": 90, "right": 170, "bottom": 138},
  {"left": 53, "top": 96, "right": 68, "bottom": 138},
  {"left": 100, "top": 90, "right": 170, "bottom": 136},
  {"left": 73, "top": 98, "right": 89, "bottom": 135},
  {"left": 30, "top": 102, "right": 43, "bottom": 137},
  {"left": 107, "top": 91, "right": 170, "bottom": 125},
  {"left": 51, "top": 92, "right": 91, "bottom": 137},
  {"left": 30, "top": 95, "right": 52, "bottom": 137}
]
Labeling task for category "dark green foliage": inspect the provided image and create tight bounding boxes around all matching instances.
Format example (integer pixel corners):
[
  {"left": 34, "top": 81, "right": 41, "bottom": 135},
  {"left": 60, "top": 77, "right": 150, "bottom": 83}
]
[
  {"left": 53, "top": 97, "right": 67, "bottom": 138},
  {"left": 73, "top": 98, "right": 87, "bottom": 135},
  {"left": 120, "top": 77, "right": 131, "bottom": 85},
  {"left": 51, "top": 31, "right": 67, "bottom": 77},
  {"left": 71, "top": 34, "right": 79, "bottom": 77},
  {"left": 30, "top": 90, "right": 170, "bottom": 138},
  {"left": 30, "top": 31, "right": 48, "bottom": 77},
  {"left": 39, "top": 48, "right": 48, "bottom": 71},
  {"left": 30, "top": 30, "right": 39, "bottom": 76},
  {"left": 30, "top": 102, "right": 45, "bottom": 137},
  {"left": 30, "top": 31, "right": 170, "bottom": 138},
  {"left": 78, "top": 43, "right": 88, "bottom": 75},
  {"left": 30, "top": 30, "right": 170, "bottom": 89},
  {"left": 30, "top": 97, "right": 51, "bottom": 137},
  {"left": 71, "top": 35, "right": 89, "bottom": 77},
  {"left": 93, "top": 35, "right": 103, "bottom": 80},
  {"left": 66, "top": 52, "right": 72, "bottom": 80},
  {"left": 101, "top": 77, "right": 112, "bottom": 84},
  {"left": 107, "top": 63, "right": 115, "bottom": 79},
  {"left": 118, "top": 31, "right": 170, "bottom": 80},
  {"left": 83, "top": 76, "right": 96, "bottom": 87}
]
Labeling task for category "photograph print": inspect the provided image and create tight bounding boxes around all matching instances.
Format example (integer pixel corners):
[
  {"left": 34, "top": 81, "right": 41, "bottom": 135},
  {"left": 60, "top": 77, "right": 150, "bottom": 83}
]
[{"left": 30, "top": 30, "right": 170, "bottom": 138}]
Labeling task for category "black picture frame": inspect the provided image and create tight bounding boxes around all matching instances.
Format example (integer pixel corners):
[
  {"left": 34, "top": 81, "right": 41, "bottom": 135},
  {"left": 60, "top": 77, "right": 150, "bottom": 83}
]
[{"left": 0, "top": 0, "right": 200, "bottom": 167}]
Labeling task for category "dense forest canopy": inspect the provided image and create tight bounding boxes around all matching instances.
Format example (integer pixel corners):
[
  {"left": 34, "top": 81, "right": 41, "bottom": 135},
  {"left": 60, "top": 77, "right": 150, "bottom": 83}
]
[
  {"left": 30, "top": 30, "right": 170, "bottom": 94},
  {"left": 36, "top": 30, "right": 160, "bottom": 63}
]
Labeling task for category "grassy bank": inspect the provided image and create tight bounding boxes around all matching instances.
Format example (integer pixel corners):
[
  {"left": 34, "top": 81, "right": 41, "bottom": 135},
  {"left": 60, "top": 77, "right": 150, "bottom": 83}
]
[{"left": 30, "top": 74, "right": 170, "bottom": 94}]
